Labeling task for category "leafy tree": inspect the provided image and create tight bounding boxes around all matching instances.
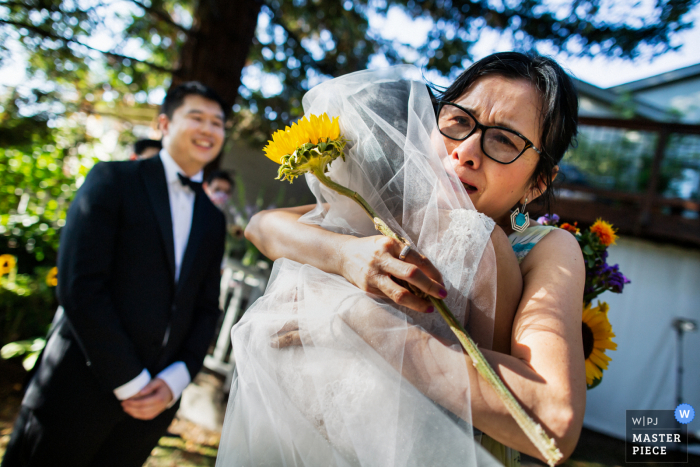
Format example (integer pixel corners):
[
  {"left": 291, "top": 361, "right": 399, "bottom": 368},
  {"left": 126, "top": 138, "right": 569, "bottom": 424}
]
[
  {"left": 1, "top": 0, "right": 698, "bottom": 144},
  {"left": 0, "top": 89, "right": 97, "bottom": 270},
  {"left": 1, "top": 0, "right": 698, "bottom": 258}
]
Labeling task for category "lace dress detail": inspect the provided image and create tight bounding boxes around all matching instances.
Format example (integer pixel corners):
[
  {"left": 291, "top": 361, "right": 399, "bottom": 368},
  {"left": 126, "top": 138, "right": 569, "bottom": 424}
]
[{"left": 407, "top": 209, "right": 496, "bottom": 342}]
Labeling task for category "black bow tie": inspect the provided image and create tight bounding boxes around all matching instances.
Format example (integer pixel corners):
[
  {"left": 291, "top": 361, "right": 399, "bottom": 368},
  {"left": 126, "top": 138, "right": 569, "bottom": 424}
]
[{"left": 177, "top": 173, "right": 202, "bottom": 192}]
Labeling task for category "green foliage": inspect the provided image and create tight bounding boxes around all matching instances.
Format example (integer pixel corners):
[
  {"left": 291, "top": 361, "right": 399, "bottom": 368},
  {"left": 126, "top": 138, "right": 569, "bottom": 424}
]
[
  {"left": 564, "top": 130, "right": 654, "bottom": 192},
  {"left": 2, "top": 0, "right": 697, "bottom": 150},
  {"left": 1, "top": 337, "right": 46, "bottom": 371},
  {"left": 0, "top": 268, "right": 57, "bottom": 346},
  {"left": 564, "top": 128, "right": 687, "bottom": 194},
  {"left": 0, "top": 92, "right": 97, "bottom": 269}
]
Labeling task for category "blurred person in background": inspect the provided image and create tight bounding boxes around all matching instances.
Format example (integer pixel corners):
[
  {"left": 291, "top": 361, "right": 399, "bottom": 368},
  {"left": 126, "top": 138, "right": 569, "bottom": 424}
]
[
  {"left": 203, "top": 170, "right": 233, "bottom": 211},
  {"left": 129, "top": 138, "right": 162, "bottom": 160}
]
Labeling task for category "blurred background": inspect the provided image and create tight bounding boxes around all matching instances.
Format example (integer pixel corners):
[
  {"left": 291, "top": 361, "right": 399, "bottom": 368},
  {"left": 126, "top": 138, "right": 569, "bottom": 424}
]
[{"left": 1, "top": 1, "right": 699, "bottom": 465}]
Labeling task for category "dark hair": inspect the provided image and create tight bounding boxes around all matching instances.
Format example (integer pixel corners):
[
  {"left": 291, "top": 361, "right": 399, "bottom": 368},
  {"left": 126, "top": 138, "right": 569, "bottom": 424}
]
[
  {"left": 133, "top": 138, "right": 162, "bottom": 156},
  {"left": 205, "top": 170, "right": 234, "bottom": 187},
  {"left": 435, "top": 52, "right": 578, "bottom": 213},
  {"left": 161, "top": 81, "right": 230, "bottom": 121}
]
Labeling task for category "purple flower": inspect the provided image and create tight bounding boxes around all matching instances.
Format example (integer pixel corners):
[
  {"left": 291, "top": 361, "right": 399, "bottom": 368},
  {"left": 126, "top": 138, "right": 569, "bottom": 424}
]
[
  {"left": 605, "top": 264, "right": 630, "bottom": 293},
  {"left": 537, "top": 213, "right": 560, "bottom": 225}
]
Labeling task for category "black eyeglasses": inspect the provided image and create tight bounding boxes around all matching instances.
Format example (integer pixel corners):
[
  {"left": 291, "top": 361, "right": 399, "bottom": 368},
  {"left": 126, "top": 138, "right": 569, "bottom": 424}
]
[{"left": 437, "top": 101, "right": 542, "bottom": 164}]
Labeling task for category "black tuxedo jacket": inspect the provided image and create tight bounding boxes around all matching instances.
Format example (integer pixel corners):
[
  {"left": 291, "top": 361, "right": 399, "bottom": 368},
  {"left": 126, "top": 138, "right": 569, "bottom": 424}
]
[{"left": 24, "top": 156, "right": 225, "bottom": 408}]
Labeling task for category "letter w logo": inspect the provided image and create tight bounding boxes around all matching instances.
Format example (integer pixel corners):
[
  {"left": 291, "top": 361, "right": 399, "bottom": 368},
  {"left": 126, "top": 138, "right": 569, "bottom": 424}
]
[{"left": 680, "top": 410, "right": 691, "bottom": 418}]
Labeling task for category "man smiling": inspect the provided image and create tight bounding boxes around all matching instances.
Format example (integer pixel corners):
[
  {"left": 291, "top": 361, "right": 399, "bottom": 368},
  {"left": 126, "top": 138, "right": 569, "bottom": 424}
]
[{"left": 3, "top": 82, "right": 228, "bottom": 467}]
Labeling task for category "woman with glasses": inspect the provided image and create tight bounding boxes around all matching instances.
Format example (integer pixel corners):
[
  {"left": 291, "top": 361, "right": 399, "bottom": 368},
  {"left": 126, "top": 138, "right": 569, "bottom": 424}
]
[{"left": 236, "top": 52, "right": 585, "bottom": 466}]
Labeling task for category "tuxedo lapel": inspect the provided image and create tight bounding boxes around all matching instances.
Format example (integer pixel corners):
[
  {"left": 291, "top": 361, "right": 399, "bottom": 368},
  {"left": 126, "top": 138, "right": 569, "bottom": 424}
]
[
  {"left": 176, "top": 189, "right": 206, "bottom": 294},
  {"left": 141, "top": 158, "right": 176, "bottom": 280}
]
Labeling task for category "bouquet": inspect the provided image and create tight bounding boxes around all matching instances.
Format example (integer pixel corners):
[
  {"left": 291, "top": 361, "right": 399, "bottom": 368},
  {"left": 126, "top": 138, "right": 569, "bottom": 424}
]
[{"left": 537, "top": 214, "right": 630, "bottom": 389}]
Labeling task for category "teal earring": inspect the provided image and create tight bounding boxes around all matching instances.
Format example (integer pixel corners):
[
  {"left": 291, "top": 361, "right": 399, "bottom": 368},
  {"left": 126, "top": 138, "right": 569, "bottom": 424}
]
[{"left": 510, "top": 197, "right": 530, "bottom": 233}]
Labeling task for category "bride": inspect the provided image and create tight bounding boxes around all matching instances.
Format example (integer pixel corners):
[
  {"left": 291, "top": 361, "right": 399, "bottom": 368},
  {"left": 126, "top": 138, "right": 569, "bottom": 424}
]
[{"left": 217, "top": 52, "right": 585, "bottom": 466}]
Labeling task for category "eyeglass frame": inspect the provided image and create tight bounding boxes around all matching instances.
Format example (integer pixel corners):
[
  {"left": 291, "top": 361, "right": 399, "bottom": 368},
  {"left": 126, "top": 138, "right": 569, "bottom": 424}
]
[{"left": 436, "top": 101, "right": 543, "bottom": 165}]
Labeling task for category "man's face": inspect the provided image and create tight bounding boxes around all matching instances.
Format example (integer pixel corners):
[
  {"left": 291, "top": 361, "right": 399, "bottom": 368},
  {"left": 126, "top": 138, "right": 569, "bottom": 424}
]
[
  {"left": 204, "top": 179, "right": 232, "bottom": 209},
  {"left": 159, "top": 94, "right": 226, "bottom": 174}
]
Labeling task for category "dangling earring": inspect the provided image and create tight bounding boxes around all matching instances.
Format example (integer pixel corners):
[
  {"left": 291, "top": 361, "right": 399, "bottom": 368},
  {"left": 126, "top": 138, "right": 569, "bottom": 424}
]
[{"left": 510, "top": 197, "right": 530, "bottom": 233}]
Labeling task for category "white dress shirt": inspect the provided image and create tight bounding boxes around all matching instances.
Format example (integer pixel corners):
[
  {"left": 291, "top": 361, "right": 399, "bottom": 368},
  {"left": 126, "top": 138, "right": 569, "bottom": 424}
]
[{"left": 113, "top": 149, "right": 202, "bottom": 405}]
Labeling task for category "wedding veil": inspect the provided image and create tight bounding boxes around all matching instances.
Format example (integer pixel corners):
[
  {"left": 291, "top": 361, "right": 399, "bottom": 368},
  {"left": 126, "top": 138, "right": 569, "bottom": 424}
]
[{"left": 216, "top": 66, "right": 499, "bottom": 467}]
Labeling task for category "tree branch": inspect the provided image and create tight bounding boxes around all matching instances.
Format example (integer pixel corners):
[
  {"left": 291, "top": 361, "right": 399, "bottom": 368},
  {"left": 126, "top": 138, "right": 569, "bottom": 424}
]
[
  {"left": 127, "top": 0, "right": 190, "bottom": 34},
  {"left": 0, "top": 19, "right": 174, "bottom": 74},
  {"left": 262, "top": 4, "right": 338, "bottom": 78}
]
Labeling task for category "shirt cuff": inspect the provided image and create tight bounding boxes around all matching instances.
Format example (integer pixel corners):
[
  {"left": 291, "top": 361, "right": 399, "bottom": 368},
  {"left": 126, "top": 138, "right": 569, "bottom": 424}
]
[
  {"left": 156, "top": 361, "right": 191, "bottom": 407},
  {"left": 113, "top": 369, "right": 151, "bottom": 400}
]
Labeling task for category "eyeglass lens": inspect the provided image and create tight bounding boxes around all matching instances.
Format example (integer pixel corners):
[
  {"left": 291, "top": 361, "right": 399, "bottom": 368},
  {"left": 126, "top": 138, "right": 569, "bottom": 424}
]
[{"left": 438, "top": 104, "right": 527, "bottom": 163}]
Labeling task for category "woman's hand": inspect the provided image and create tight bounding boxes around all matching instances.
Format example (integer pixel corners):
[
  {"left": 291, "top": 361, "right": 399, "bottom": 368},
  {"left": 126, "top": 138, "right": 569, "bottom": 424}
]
[
  {"left": 338, "top": 235, "right": 447, "bottom": 313},
  {"left": 246, "top": 205, "right": 446, "bottom": 313}
]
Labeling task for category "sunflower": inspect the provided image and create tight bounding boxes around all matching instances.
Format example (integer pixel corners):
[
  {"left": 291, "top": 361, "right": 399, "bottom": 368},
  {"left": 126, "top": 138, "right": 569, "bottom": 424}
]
[
  {"left": 590, "top": 218, "right": 618, "bottom": 246},
  {"left": 263, "top": 113, "right": 341, "bottom": 164},
  {"left": 46, "top": 267, "right": 58, "bottom": 287},
  {"left": 582, "top": 301, "right": 617, "bottom": 387},
  {"left": 0, "top": 254, "right": 16, "bottom": 278},
  {"left": 263, "top": 113, "right": 345, "bottom": 184}
]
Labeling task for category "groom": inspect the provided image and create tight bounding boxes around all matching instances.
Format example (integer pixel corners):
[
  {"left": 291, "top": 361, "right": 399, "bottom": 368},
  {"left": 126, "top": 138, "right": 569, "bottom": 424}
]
[{"left": 3, "top": 82, "right": 228, "bottom": 466}]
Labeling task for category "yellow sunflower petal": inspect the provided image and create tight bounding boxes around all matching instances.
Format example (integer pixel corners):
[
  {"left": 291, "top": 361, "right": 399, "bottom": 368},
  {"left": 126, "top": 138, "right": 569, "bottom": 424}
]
[
  {"left": 331, "top": 116, "right": 340, "bottom": 140},
  {"left": 585, "top": 359, "right": 602, "bottom": 385},
  {"left": 262, "top": 112, "right": 344, "bottom": 172},
  {"left": 595, "top": 339, "right": 617, "bottom": 350}
]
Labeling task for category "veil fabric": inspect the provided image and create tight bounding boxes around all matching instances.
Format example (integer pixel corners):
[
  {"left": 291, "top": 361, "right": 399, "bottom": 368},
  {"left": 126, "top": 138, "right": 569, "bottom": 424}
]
[{"left": 216, "top": 66, "right": 499, "bottom": 467}]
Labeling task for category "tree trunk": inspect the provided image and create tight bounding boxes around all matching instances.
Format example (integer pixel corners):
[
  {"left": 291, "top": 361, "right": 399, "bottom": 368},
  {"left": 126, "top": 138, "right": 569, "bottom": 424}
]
[{"left": 172, "top": 0, "right": 262, "bottom": 110}]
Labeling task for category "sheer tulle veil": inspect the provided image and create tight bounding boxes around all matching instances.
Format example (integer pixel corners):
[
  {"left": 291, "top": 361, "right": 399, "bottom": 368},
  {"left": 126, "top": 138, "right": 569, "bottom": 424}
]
[{"left": 216, "top": 66, "right": 500, "bottom": 467}]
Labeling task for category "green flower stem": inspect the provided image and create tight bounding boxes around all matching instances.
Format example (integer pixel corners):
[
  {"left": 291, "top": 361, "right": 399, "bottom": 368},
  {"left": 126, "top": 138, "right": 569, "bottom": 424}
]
[
  {"left": 430, "top": 296, "right": 563, "bottom": 466},
  {"left": 310, "top": 159, "right": 563, "bottom": 466},
  {"left": 311, "top": 166, "right": 408, "bottom": 244}
]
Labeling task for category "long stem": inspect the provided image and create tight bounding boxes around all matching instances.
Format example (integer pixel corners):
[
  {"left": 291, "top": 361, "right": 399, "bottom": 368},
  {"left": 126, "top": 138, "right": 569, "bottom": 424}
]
[
  {"left": 431, "top": 298, "right": 562, "bottom": 466},
  {"left": 311, "top": 164, "right": 563, "bottom": 466}
]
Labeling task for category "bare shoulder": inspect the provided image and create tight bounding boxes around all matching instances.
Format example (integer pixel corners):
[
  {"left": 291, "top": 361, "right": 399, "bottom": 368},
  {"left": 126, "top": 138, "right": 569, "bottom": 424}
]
[
  {"left": 489, "top": 225, "right": 521, "bottom": 279},
  {"left": 520, "top": 228, "right": 584, "bottom": 279},
  {"left": 489, "top": 224, "right": 511, "bottom": 248}
]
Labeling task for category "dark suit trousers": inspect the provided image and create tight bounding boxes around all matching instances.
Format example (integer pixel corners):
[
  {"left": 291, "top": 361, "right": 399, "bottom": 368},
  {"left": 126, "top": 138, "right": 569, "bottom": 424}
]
[{"left": 1, "top": 334, "right": 179, "bottom": 467}]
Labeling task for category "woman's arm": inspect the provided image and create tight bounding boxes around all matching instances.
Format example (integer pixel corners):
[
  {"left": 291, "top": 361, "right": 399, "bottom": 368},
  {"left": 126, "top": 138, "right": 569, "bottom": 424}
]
[
  {"left": 434, "top": 229, "right": 586, "bottom": 461},
  {"left": 334, "top": 229, "right": 584, "bottom": 462},
  {"left": 246, "top": 205, "right": 447, "bottom": 312},
  {"left": 253, "top": 208, "right": 585, "bottom": 461},
  {"left": 490, "top": 226, "right": 523, "bottom": 354}
]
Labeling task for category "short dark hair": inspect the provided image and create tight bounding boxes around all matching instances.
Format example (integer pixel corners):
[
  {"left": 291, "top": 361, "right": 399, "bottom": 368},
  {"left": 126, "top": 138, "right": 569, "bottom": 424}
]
[
  {"left": 133, "top": 139, "right": 162, "bottom": 156},
  {"left": 161, "top": 81, "right": 230, "bottom": 121},
  {"left": 435, "top": 52, "right": 579, "bottom": 213},
  {"left": 205, "top": 170, "right": 234, "bottom": 187}
]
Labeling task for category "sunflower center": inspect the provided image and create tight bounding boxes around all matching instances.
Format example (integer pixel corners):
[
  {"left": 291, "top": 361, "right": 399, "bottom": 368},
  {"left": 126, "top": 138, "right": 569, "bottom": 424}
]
[{"left": 582, "top": 322, "right": 594, "bottom": 359}]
